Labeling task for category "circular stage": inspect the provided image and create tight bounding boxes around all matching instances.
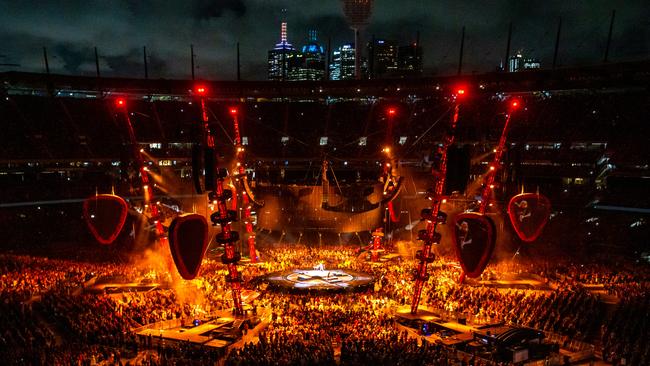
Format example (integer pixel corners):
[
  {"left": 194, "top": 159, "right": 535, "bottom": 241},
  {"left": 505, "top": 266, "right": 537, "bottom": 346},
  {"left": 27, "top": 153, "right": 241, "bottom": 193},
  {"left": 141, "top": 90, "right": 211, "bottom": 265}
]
[{"left": 261, "top": 268, "right": 374, "bottom": 292}]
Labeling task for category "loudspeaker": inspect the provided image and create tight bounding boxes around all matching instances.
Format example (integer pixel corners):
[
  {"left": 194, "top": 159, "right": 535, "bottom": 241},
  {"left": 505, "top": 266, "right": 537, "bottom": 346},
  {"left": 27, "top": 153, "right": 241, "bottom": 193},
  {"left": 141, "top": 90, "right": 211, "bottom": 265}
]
[
  {"left": 191, "top": 144, "right": 203, "bottom": 194},
  {"left": 445, "top": 145, "right": 470, "bottom": 195}
]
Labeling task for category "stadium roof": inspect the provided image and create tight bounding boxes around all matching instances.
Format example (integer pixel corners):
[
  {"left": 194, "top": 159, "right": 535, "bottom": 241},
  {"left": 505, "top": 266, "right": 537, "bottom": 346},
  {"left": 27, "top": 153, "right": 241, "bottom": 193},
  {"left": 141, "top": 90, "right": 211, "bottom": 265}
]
[{"left": 2, "top": 60, "right": 649, "bottom": 100}]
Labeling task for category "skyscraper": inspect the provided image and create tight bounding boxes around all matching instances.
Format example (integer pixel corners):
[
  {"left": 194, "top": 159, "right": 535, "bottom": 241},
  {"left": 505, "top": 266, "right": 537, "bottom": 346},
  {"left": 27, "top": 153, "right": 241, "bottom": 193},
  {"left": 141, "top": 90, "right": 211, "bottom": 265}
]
[
  {"left": 330, "top": 44, "right": 356, "bottom": 80},
  {"left": 398, "top": 43, "right": 423, "bottom": 76},
  {"left": 268, "top": 19, "right": 296, "bottom": 80},
  {"left": 290, "top": 30, "right": 325, "bottom": 81},
  {"left": 368, "top": 39, "right": 398, "bottom": 78},
  {"left": 508, "top": 51, "right": 541, "bottom": 72}
]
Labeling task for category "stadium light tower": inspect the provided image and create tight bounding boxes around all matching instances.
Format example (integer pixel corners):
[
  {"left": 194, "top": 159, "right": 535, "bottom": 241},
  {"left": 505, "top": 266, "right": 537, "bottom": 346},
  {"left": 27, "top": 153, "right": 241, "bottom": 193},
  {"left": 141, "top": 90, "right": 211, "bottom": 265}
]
[{"left": 341, "top": 0, "right": 373, "bottom": 80}]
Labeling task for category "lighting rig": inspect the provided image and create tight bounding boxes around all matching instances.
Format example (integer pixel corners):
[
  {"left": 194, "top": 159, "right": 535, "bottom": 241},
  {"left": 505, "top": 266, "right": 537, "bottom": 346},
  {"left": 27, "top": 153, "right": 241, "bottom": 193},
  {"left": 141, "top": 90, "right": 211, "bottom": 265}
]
[
  {"left": 194, "top": 86, "right": 244, "bottom": 315},
  {"left": 410, "top": 87, "right": 466, "bottom": 314}
]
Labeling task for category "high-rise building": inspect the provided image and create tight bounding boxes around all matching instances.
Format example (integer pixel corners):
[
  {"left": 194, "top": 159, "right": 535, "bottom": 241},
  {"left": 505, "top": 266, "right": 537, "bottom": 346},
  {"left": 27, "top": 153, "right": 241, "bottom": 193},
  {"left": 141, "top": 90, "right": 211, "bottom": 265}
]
[
  {"left": 368, "top": 39, "right": 398, "bottom": 78},
  {"left": 508, "top": 51, "right": 541, "bottom": 72},
  {"left": 330, "top": 44, "right": 356, "bottom": 80},
  {"left": 284, "top": 52, "right": 305, "bottom": 81},
  {"left": 398, "top": 43, "right": 423, "bottom": 76},
  {"left": 268, "top": 20, "right": 296, "bottom": 80},
  {"left": 289, "top": 30, "right": 325, "bottom": 81},
  {"left": 522, "top": 58, "right": 541, "bottom": 70}
]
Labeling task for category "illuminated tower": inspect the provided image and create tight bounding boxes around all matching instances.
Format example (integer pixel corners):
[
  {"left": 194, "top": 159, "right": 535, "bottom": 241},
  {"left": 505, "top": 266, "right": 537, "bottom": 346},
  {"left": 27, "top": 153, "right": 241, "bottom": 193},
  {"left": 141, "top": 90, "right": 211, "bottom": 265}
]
[
  {"left": 268, "top": 12, "right": 296, "bottom": 81},
  {"left": 341, "top": 0, "right": 373, "bottom": 80}
]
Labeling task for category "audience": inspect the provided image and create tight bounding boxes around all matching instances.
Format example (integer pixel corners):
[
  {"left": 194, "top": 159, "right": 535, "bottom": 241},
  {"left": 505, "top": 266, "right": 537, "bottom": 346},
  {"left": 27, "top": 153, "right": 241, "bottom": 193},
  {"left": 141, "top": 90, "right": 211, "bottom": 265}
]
[{"left": 1, "top": 243, "right": 648, "bottom": 365}]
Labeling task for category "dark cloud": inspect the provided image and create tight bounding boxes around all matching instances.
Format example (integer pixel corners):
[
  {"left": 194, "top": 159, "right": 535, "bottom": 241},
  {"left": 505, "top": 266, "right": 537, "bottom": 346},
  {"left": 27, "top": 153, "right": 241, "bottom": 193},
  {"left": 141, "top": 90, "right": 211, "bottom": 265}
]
[
  {"left": 53, "top": 44, "right": 93, "bottom": 73},
  {"left": 192, "top": 0, "right": 247, "bottom": 21},
  {"left": 103, "top": 48, "right": 167, "bottom": 78},
  {"left": 292, "top": 14, "right": 351, "bottom": 47}
]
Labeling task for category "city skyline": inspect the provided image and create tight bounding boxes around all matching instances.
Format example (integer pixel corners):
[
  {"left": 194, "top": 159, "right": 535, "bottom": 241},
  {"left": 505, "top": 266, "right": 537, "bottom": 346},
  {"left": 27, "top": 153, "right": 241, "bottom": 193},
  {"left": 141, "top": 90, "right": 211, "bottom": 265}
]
[{"left": 1, "top": 0, "right": 648, "bottom": 80}]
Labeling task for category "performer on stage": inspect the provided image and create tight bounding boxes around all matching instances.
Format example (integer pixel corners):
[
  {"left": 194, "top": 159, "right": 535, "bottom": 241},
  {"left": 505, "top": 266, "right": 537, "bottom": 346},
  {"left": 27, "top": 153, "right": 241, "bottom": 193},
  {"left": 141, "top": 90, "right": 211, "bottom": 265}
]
[
  {"left": 314, "top": 262, "right": 325, "bottom": 271},
  {"left": 514, "top": 200, "right": 531, "bottom": 222},
  {"left": 456, "top": 221, "right": 472, "bottom": 249}
]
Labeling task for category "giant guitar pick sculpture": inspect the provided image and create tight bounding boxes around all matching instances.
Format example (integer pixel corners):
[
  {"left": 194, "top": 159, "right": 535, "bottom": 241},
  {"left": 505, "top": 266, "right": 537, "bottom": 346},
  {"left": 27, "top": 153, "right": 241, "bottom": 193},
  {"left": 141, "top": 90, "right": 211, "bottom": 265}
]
[
  {"left": 168, "top": 213, "right": 209, "bottom": 280},
  {"left": 83, "top": 194, "right": 128, "bottom": 245},
  {"left": 508, "top": 191, "right": 551, "bottom": 242}
]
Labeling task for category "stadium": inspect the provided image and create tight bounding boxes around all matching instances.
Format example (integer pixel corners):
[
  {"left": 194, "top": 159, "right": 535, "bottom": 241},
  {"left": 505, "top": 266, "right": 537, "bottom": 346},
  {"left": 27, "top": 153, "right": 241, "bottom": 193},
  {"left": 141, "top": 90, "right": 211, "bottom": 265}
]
[{"left": 1, "top": 2, "right": 649, "bottom": 366}]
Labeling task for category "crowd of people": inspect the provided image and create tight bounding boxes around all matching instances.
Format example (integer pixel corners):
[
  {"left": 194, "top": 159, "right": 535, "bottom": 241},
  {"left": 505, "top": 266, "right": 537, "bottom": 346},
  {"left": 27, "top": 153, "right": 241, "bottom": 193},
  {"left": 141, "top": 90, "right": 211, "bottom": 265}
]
[
  {"left": 1, "top": 241, "right": 649, "bottom": 365},
  {"left": 601, "top": 292, "right": 650, "bottom": 366}
]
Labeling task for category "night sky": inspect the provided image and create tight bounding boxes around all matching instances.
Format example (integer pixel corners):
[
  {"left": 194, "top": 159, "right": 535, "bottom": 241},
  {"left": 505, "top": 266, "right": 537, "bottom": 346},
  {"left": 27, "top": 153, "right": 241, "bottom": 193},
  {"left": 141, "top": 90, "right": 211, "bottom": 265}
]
[{"left": 1, "top": 0, "right": 648, "bottom": 80}]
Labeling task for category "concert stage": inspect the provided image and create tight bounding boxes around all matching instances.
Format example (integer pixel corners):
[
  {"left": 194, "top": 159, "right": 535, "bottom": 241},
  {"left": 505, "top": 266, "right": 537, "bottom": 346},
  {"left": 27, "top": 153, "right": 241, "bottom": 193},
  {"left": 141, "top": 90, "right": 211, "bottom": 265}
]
[
  {"left": 135, "top": 311, "right": 262, "bottom": 351},
  {"left": 261, "top": 268, "right": 374, "bottom": 291}
]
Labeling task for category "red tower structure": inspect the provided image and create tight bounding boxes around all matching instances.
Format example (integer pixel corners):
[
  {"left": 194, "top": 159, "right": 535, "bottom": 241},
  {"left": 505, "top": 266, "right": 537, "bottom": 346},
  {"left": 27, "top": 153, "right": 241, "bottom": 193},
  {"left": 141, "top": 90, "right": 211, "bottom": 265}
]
[
  {"left": 477, "top": 100, "right": 520, "bottom": 214},
  {"left": 410, "top": 88, "right": 465, "bottom": 314},
  {"left": 229, "top": 107, "right": 259, "bottom": 263},
  {"left": 369, "top": 106, "right": 400, "bottom": 260},
  {"left": 454, "top": 99, "right": 521, "bottom": 282},
  {"left": 115, "top": 98, "right": 166, "bottom": 243},
  {"left": 195, "top": 87, "right": 244, "bottom": 315},
  {"left": 382, "top": 106, "right": 401, "bottom": 223}
]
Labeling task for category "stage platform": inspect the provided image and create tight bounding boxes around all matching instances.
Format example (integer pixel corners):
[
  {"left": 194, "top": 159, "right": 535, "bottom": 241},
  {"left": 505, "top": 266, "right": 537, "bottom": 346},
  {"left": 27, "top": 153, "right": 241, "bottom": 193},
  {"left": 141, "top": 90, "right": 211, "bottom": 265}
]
[
  {"left": 136, "top": 311, "right": 261, "bottom": 350},
  {"left": 261, "top": 268, "right": 374, "bottom": 291},
  {"left": 395, "top": 305, "right": 475, "bottom": 343},
  {"left": 396, "top": 305, "right": 573, "bottom": 364}
]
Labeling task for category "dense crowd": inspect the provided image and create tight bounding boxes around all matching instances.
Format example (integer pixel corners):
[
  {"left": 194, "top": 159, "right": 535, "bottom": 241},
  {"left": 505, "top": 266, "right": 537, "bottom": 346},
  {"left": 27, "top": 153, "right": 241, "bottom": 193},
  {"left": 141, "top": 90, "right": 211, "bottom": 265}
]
[
  {"left": 601, "top": 293, "right": 650, "bottom": 366},
  {"left": 1, "top": 242, "right": 649, "bottom": 365}
]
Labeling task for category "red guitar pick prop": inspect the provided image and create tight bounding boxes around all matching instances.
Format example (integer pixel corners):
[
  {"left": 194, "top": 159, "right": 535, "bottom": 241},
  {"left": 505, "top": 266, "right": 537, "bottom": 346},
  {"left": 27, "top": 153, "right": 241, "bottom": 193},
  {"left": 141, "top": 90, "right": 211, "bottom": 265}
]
[
  {"left": 453, "top": 212, "right": 496, "bottom": 278},
  {"left": 83, "top": 194, "right": 128, "bottom": 245},
  {"left": 168, "top": 214, "right": 209, "bottom": 280},
  {"left": 507, "top": 193, "right": 551, "bottom": 242}
]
